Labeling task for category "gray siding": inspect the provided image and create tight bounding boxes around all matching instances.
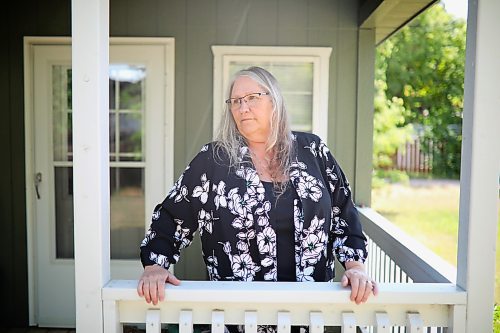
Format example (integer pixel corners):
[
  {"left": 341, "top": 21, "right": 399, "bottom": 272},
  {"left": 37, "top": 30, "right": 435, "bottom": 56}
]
[
  {"left": 1, "top": 2, "right": 24, "bottom": 327},
  {"left": 2, "top": 0, "right": 72, "bottom": 327},
  {"left": 109, "top": 0, "right": 360, "bottom": 174},
  {"left": 2, "top": 0, "right": 362, "bottom": 326}
]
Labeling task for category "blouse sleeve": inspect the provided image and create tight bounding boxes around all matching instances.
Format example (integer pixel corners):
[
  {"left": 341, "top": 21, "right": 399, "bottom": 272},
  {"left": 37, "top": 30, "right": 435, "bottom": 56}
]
[
  {"left": 317, "top": 139, "right": 368, "bottom": 267},
  {"left": 139, "top": 144, "right": 212, "bottom": 270}
]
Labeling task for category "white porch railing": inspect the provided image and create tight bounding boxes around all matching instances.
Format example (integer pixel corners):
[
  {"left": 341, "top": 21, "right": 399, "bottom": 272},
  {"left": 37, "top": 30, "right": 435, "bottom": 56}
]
[
  {"left": 357, "top": 208, "right": 461, "bottom": 332},
  {"left": 101, "top": 208, "right": 465, "bottom": 333},
  {"left": 102, "top": 280, "right": 465, "bottom": 333}
]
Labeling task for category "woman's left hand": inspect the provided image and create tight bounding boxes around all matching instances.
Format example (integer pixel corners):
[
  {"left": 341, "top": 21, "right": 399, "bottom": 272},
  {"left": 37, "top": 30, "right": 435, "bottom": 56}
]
[{"left": 341, "top": 261, "right": 378, "bottom": 304}]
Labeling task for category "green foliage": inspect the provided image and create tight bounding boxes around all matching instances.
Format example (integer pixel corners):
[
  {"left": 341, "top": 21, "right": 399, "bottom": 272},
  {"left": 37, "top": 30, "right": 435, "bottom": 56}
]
[
  {"left": 371, "top": 175, "right": 387, "bottom": 190},
  {"left": 372, "top": 44, "right": 413, "bottom": 189},
  {"left": 378, "top": 4, "right": 466, "bottom": 178},
  {"left": 374, "top": 169, "right": 410, "bottom": 185},
  {"left": 372, "top": 169, "right": 410, "bottom": 190},
  {"left": 373, "top": 75, "right": 414, "bottom": 170},
  {"left": 495, "top": 304, "right": 500, "bottom": 332}
]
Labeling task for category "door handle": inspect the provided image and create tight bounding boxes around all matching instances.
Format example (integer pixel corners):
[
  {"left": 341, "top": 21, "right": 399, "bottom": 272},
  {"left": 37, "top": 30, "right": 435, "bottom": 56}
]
[{"left": 35, "top": 172, "right": 42, "bottom": 199}]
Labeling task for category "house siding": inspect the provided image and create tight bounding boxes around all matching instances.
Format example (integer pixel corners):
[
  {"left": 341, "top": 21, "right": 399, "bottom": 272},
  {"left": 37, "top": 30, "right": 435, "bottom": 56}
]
[{"left": 2, "top": 0, "right": 361, "bottom": 327}]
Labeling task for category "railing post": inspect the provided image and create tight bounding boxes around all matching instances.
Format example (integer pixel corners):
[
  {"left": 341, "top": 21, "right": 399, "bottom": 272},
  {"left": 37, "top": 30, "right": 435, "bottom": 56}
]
[
  {"left": 457, "top": 0, "right": 500, "bottom": 332},
  {"left": 102, "top": 300, "right": 121, "bottom": 333},
  {"left": 447, "top": 305, "right": 466, "bottom": 333}
]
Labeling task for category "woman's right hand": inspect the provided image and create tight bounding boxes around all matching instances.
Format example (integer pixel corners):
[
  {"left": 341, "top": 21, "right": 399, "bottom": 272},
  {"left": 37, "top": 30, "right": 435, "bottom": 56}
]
[{"left": 137, "top": 264, "right": 181, "bottom": 305}]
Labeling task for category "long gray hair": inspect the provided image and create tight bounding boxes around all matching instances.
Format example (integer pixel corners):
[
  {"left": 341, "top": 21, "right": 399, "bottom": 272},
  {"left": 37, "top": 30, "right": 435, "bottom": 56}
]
[{"left": 214, "top": 66, "right": 294, "bottom": 192}]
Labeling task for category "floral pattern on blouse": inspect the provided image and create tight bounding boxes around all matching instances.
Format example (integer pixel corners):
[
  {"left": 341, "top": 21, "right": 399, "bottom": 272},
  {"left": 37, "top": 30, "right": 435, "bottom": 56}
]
[{"left": 140, "top": 132, "right": 367, "bottom": 282}]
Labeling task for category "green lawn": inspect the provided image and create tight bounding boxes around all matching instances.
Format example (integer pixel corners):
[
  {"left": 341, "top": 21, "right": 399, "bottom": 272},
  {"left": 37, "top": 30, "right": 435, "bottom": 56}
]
[{"left": 371, "top": 180, "right": 500, "bottom": 304}]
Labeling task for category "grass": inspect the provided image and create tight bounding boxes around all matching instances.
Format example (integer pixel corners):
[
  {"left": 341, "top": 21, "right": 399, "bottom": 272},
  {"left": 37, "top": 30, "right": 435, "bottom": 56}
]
[
  {"left": 371, "top": 179, "right": 500, "bottom": 326},
  {"left": 371, "top": 180, "right": 462, "bottom": 265},
  {"left": 495, "top": 305, "right": 500, "bottom": 333}
]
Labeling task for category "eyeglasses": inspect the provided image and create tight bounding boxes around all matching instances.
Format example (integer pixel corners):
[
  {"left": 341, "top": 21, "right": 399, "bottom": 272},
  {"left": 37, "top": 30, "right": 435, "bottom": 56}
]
[{"left": 225, "top": 92, "right": 270, "bottom": 110}]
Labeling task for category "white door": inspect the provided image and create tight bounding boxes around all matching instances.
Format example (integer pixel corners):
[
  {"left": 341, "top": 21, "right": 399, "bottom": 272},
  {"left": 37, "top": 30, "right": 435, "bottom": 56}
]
[{"left": 29, "top": 39, "right": 174, "bottom": 327}]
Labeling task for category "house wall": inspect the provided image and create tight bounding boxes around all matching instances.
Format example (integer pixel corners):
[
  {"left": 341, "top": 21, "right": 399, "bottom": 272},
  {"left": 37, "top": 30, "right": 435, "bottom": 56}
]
[{"left": 1, "top": 0, "right": 361, "bottom": 327}]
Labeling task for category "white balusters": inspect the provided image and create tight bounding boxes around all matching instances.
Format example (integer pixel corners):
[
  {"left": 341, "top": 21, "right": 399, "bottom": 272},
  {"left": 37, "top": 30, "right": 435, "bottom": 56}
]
[
  {"left": 366, "top": 235, "right": 413, "bottom": 284},
  {"left": 309, "top": 311, "right": 324, "bottom": 333},
  {"left": 245, "top": 311, "right": 258, "bottom": 333},
  {"left": 407, "top": 312, "right": 424, "bottom": 333},
  {"left": 277, "top": 311, "right": 291, "bottom": 333},
  {"left": 179, "top": 310, "right": 193, "bottom": 333},
  {"left": 375, "top": 312, "right": 390, "bottom": 333},
  {"left": 146, "top": 309, "right": 161, "bottom": 333},
  {"left": 102, "top": 280, "right": 466, "bottom": 333},
  {"left": 212, "top": 310, "right": 225, "bottom": 333},
  {"left": 342, "top": 312, "right": 356, "bottom": 333}
]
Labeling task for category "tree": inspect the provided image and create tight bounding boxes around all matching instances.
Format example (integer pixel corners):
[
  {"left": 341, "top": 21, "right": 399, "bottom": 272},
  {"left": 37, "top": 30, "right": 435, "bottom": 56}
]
[
  {"left": 373, "top": 55, "right": 413, "bottom": 172},
  {"left": 379, "top": 4, "right": 466, "bottom": 178}
]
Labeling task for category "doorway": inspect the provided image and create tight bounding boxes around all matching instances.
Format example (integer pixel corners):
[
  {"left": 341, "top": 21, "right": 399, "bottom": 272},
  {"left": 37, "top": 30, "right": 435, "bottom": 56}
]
[{"left": 24, "top": 37, "right": 174, "bottom": 327}]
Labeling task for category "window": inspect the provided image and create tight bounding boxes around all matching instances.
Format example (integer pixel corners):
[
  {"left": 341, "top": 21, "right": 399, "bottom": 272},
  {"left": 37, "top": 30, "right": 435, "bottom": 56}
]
[{"left": 212, "top": 46, "right": 332, "bottom": 140}]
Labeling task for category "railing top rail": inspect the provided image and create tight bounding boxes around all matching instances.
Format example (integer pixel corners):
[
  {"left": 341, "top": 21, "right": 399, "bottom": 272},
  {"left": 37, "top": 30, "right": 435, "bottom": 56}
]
[{"left": 102, "top": 280, "right": 466, "bottom": 305}]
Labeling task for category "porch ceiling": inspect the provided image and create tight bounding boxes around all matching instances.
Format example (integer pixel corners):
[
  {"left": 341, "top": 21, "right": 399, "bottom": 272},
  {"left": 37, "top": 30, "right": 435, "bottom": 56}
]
[{"left": 359, "top": 0, "right": 439, "bottom": 45}]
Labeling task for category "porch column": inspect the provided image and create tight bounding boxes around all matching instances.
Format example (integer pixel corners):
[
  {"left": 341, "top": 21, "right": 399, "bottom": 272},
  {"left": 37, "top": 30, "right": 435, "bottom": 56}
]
[
  {"left": 457, "top": 0, "right": 500, "bottom": 332},
  {"left": 354, "top": 28, "right": 376, "bottom": 207},
  {"left": 71, "top": 0, "right": 110, "bottom": 332}
]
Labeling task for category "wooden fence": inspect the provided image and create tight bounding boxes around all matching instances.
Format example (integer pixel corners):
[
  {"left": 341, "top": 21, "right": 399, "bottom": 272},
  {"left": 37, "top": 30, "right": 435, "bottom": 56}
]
[{"left": 392, "top": 137, "right": 433, "bottom": 174}]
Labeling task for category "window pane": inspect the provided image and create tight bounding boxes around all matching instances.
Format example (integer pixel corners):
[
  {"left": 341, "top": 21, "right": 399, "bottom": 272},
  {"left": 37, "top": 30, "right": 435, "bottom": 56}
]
[
  {"left": 67, "top": 69, "right": 72, "bottom": 109},
  {"left": 109, "top": 64, "right": 146, "bottom": 111},
  {"left": 54, "top": 166, "right": 146, "bottom": 260},
  {"left": 55, "top": 167, "right": 74, "bottom": 259},
  {"left": 228, "top": 61, "right": 314, "bottom": 132},
  {"left": 67, "top": 112, "right": 73, "bottom": 160},
  {"left": 119, "top": 112, "right": 143, "bottom": 160},
  {"left": 264, "top": 63, "right": 313, "bottom": 92},
  {"left": 52, "top": 65, "right": 73, "bottom": 162},
  {"left": 119, "top": 81, "right": 143, "bottom": 110},
  {"left": 109, "top": 79, "right": 116, "bottom": 109},
  {"left": 286, "top": 94, "right": 313, "bottom": 132},
  {"left": 229, "top": 62, "right": 313, "bottom": 91},
  {"left": 110, "top": 167, "right": 145, "bottom": 259},
  {"left": 110, "top": 113, "right": 116, "bottom": 161},
  {"left": 52, "top": 63, "right": 148, "bottom": 262}
]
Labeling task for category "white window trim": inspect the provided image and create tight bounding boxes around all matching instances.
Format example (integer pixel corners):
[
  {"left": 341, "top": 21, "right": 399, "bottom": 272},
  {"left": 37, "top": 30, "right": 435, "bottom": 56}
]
[{"left": 211, "top": 45, "right": 332, "bottom": 141}]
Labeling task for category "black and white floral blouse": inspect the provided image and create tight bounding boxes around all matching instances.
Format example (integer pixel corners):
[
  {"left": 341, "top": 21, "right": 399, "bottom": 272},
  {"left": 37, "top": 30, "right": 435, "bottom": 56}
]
[{"left": 140, "top": 131, "right": 367, "bottom": 282}]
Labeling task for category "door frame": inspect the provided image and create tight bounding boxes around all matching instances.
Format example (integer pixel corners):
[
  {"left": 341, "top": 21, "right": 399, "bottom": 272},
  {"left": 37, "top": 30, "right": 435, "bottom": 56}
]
[{"left": 23, "top": 36, "right": 175, "bottom": 326}]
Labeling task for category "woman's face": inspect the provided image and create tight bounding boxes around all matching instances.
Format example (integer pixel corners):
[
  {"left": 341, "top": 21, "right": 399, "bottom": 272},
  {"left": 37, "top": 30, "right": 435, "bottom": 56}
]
[{"left": 229, "top": 76, "right": 273, "bottom": 144}]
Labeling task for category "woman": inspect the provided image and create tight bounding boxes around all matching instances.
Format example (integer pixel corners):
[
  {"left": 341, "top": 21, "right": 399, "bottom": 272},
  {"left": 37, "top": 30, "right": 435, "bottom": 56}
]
[{"left": 137, "top": 66, "right": 378, "bottom": 307}]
